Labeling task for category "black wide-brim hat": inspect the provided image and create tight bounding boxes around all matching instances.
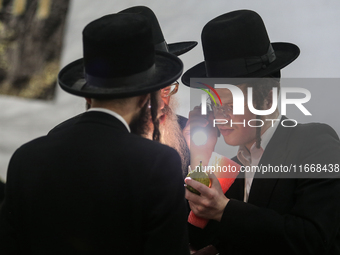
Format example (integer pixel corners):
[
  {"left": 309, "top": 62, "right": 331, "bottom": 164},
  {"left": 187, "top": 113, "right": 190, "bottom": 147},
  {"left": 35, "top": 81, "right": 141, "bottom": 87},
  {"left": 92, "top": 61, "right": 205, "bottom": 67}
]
[
  {"left": 59, "top": 13, "right": 183, "bottom": 99},
  {"left": 182, "top": 10, "right": 300, "bottom": 86},
  {"left": 119, "top": 6, "right": 197, "bottom": 56}
]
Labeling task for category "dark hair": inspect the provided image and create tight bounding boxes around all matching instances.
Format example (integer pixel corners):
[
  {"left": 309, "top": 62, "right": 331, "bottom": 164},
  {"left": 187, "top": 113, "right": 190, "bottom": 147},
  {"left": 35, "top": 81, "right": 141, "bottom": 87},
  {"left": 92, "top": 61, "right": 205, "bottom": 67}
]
[
  {"left": 245, "top": 77, "right": 280, "bottom": 148},
  {"left": 150, "top": 91, "right": 160, "bottom": 142},
  {"left": 86, "top": 102, "right": 91, "bottom": 110}
]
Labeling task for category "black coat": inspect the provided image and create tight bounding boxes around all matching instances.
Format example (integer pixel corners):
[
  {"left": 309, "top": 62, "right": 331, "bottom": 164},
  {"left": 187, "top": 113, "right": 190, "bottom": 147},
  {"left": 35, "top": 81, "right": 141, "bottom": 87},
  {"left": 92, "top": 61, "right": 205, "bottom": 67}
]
[
  {"left": 49, "top": 112, "right": 190, "bottom": 178},
  {"left": 0, "top": 180, "right": 4, "bottom": 205},
  {"left": 48, "top": 113, "right": 189, "bottom": 134},
  {"left": 0, "top": 111, "right": 190, "bottom": 255},
  {"left": 189, "top": 118, "right": 340, "bottom": 255}
]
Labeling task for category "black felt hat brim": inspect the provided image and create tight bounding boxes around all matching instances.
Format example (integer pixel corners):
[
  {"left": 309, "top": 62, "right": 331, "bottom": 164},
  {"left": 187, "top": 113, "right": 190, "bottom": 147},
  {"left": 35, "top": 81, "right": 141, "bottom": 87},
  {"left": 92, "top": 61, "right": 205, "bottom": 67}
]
[
  {"left": 181, "top": 42, "right": 299, "bottom": 86},
  {"left": 168, "top": 41, "right": 198, "bottom": 56},
  {"left": 59, "top": 51, "right": 183, "bottom": 99}
]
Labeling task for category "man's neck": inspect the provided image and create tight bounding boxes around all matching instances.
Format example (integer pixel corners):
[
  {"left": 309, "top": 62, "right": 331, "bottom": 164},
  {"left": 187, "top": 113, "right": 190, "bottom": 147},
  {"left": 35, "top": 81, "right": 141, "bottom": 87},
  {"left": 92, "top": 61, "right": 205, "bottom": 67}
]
[
  {"left": 87, "top": 108, "right": 131, "bottom": 132},
  {"left": 90, "top": 101, "right": 138, "bottom": 125}
]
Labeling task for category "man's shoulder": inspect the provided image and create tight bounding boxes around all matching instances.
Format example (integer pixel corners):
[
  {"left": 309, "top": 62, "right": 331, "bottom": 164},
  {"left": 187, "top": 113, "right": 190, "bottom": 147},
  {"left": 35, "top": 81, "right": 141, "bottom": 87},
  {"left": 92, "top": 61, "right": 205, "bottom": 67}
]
[
  {"left": 48, "top": 113, "right": 84, "bottom": 134},
  {"left": 126, "top": 133, "right": 180, "bottom": 156},
  {"left": 8, "top": 135, "right": 50, "bottom": 166},
  {"left": 268, "top": 120, "right": 340, "bottom": 163},
  {"left": 262, "top": 119, "right": 340, "bottom": 161},
  {"left": 288, "top": 122, "right": 340, "bottom": 142},
  {"left": 116, "top": 134, "right": 183, "bottom": 180},
  {"left": 274, "top": 117, "right": 339, "bottom": 141},
  {"left": 297, "top": 122, "right": 337, "bottom": 134}
]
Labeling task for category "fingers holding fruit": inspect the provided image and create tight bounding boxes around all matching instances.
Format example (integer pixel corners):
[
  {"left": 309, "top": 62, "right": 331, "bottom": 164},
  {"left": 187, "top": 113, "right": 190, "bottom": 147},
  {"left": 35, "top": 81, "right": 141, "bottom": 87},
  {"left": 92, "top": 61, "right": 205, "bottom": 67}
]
[
  {"left": 185, "top": 162, "right": 211, "bottom": 195},
  {"left": 185, "top": 168, "right": 229, "bottom": 222}
]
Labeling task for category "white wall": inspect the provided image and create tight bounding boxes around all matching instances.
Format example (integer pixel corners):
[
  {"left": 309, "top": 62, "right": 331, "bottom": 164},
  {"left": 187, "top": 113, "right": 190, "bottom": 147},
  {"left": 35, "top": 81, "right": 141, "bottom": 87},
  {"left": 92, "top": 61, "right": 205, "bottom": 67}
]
[{"left": 1, "top": 0, "right": 340, "bottom": 180}]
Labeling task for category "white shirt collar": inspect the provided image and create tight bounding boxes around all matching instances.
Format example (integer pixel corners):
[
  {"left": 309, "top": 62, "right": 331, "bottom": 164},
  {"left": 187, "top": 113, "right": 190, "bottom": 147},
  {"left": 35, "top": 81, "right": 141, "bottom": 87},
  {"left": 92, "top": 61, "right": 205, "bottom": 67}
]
[
  {"left": 87, "top": 108, "right": 131, "bottom": 133},
  {"left": 237, "top": 115, "right": 282, "bottom": 202}
]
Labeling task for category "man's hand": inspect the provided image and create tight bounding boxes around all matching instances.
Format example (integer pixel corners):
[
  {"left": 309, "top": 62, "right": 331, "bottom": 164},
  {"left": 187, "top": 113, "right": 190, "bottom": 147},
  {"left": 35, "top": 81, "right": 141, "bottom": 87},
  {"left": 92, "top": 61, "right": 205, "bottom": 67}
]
[
  {"left": 185, "top": 171, "right": 229, "bottom": 222},
  {"left": 183, "top": 106, "right": 209, "bottom": 148},
  {"left": 183, "top": 106, "right": 218, "bottom": 166}
]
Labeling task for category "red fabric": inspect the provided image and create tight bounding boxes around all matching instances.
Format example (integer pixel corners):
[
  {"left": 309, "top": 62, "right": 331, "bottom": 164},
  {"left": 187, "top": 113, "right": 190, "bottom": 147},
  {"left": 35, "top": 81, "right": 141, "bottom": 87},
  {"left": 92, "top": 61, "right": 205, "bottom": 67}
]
[{"left": 188, "top": 155, "right": 241, "bottom": 229}]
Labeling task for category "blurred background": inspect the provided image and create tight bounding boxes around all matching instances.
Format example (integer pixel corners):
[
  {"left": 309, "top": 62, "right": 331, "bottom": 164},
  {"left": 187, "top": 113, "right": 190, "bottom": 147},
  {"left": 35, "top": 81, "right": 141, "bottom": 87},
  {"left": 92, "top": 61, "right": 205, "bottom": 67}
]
[{"left": 1, "top": 0, "right": 340, "bottom": 180}]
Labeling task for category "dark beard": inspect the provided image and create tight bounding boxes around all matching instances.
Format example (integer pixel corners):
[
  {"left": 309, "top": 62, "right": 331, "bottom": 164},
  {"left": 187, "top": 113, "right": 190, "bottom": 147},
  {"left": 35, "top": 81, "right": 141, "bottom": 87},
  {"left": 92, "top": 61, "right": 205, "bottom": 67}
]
[
  {"left": 129, "top": 101, "right": 150, "bottom": 136},
  {"left": 159, "top": 105, "right": 190, "bottom": 177},
  {"left": 144, "top": 103, "right": 190, "bottom": 177}
]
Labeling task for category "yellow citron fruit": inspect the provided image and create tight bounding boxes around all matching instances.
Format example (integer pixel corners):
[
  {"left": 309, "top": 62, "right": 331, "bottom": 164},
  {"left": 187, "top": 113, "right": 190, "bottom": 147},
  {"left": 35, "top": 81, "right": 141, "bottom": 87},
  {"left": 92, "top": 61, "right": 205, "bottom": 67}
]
[{"left": 186, "top": 161, "right": 211, "bottom": 195}]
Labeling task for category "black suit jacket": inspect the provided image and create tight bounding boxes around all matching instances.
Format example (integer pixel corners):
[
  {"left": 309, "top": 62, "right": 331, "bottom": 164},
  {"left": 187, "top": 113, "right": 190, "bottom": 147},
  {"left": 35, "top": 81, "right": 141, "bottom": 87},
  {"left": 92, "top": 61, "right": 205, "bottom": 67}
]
[
  {"left": 189, "top": 118, "right": 340, "bottom": 255},
  {"left": 48, "top": 113, "right": 189, "bottom": 135},
  {"left": 49, "top": 112, "right": 190, "bottom": 179},
  {"left": 0, "top": 111, "right": 190, "bottom": 255},
  {"left": 0, "top": 180, "right": 5, "bottom": 207}
]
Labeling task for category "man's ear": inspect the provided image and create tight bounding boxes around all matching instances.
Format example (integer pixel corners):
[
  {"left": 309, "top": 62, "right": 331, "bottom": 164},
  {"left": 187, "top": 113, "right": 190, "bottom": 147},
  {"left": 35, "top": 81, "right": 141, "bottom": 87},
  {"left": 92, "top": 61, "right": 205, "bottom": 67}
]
[
  {"left": 85, "top": 98, "right": 92, "bottom": 106},
  {"left": 138, "top": 94, "right": 150, "bottom": 108}
]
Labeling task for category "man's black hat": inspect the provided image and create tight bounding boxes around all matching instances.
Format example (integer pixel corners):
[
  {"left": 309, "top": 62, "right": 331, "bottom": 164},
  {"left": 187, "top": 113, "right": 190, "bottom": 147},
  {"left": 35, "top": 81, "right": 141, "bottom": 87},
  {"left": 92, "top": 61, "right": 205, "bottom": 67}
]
[
  {"left": 119, "top": 6, "right": 197, "bottom": 56},
  {"left": 182, "top": 10, "right": 300, "bottom": 86},
  {"left": 58, "top": 13, "right": 183, "bottom": 99}
]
